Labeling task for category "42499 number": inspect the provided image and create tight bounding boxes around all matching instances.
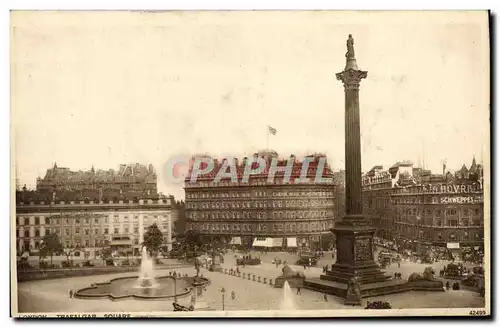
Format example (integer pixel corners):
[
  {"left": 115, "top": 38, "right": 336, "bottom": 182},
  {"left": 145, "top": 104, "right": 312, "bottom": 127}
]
[{"left": 469, "top": 310, "right": 487, "bottom": 316}]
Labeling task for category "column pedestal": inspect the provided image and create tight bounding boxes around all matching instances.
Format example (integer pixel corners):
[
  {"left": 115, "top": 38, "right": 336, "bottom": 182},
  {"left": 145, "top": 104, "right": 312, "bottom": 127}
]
[
  {"left": 192, "top": 282, "right": 209, "bottom": 310},
  {"left": 324, "top": 216, "right": 390, "bottom": 285},
  {"left": 210, "top": 253, "right": 222, "bottom": 272}
]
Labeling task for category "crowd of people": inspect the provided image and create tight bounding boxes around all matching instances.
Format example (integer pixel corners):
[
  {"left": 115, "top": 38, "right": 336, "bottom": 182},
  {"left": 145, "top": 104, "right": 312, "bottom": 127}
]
[{"left": 373, "top": 237, "right": 484, "bottom": 265}]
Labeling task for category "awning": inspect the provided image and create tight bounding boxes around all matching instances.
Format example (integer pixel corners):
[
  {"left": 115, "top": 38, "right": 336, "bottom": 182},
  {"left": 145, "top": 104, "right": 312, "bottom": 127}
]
[
  {"left": 272, "top": 238, "right": 283, "bottom": 247},
  {"left": 252, "top": 238, "right": 270, "bottom": 247},
  {"left": 252, "top": 238, "right": 283, "bottom": 247},
  {"left": 287, "top": 238, "right": 297, "bottom": 247},
  {"left": 229, "top": 237, "right": 242, "bottom": 245}
]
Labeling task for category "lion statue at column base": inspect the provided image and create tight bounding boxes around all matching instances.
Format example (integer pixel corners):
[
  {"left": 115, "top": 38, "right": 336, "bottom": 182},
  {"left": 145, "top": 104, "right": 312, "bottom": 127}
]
[
  {"left": 274, "top": 263, "right": 306, "bottom": 288},
  {"left": 407, "top": 267, "right": 444, "bottom": 292},
  {"left": 408, "top": 267, "right": 436, "bottom": 282}
]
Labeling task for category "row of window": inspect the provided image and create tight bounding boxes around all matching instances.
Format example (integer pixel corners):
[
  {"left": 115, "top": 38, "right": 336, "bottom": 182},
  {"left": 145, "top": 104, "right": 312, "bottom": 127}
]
[
  {"left": 16, "top": 223, "right": 169, "bottom": 238},
  {"left": 16, "top": 214, "right": 170, "bottom": 226},
  {"left": 194, "top": 221, "right": 333, "bottom": 233},
  {"left": 186, "top": 189, "right": 333, "bottom": 199},
  {"left": 19, "top": 238, "right": 142, "bottom": 251},
  {"left": 189, "top": 209, "right": 331, "bottom": 220},
  {"left": 185, "top": 178, "right": 333, "bottom": 188},
  {"left": 186, "top": 199, "right": 334, "bottom": 210}
]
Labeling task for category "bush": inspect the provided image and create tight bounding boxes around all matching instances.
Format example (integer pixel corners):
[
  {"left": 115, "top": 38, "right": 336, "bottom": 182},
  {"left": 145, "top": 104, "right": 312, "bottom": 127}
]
[
  {"left": 155, "top": 258, "right": 162, "bottom": 265},
  {"left": 452, "top": 282, "right": 461, "bottom": 290},
  {"left": 105, "top": 259, "right": 115, "bottom": 266},
  {"left": 365, "top": 301, "right": 392, "bottom": 309}
]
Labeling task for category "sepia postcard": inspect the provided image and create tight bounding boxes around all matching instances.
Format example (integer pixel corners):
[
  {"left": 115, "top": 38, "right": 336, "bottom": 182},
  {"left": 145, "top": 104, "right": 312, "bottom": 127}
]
[{"left": 10, "top": 10, "right": 491, "bottom": 318}]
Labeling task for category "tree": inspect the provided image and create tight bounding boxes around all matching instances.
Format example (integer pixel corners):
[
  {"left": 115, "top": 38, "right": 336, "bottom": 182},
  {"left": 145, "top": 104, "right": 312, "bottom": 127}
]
[
  {"left": 143, "top": 223, "right": 164, "bottom": 257},
  {"left": 62, "top": 243, "right": 82, "bottom": 267},
  {"left": 39, "top": 232, "right": 63, "bottom": 265},
  {"left": 181, "top": 230, "right": 205, "bottom": 253}
]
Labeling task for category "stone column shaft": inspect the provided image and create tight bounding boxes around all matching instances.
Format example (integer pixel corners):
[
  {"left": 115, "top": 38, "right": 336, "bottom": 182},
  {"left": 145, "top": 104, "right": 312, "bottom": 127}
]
[{"left": 336, "top": 69, "right": 367, "bottom": 217}]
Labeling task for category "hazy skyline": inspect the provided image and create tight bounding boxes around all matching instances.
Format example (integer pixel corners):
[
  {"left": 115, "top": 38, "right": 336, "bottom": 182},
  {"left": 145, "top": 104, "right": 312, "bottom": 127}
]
[{"left": 11, "top": 11, "right": 490, "bottom": 199}]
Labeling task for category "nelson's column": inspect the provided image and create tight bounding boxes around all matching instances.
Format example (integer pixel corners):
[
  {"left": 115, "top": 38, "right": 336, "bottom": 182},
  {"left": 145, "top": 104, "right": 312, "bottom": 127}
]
[{"left": 305, "top": 35, "right": 407, "bottom": 301}]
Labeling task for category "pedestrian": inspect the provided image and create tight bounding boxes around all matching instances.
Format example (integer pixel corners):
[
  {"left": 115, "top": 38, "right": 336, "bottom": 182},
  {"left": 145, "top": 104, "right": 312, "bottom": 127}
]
[
  {"left": 296, "top": 286, "right": 301, "bottom": 295},
  {"left": 323, "top": 292, "right": 328, "bottom": 302},
  {"left": 69, "top": 289, "right": 73, "bottom": 298},
  {"left": 398, "top": 261, "right": 401, "bottom": 268},
  {"left": 231, "top": 291, "right": 236, "bottom": 300},
  {"left": 303, "top": 265, "right": 307, "bottom": 270},
  {"left": 394, "top": 272, "right": 397, "bottom": 279}
]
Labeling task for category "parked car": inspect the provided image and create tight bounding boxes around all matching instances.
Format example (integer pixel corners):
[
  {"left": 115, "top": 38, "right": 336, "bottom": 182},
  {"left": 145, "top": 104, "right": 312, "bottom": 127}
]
[{"left": 296, "top": 255, "right": 318, "bottom": 266}]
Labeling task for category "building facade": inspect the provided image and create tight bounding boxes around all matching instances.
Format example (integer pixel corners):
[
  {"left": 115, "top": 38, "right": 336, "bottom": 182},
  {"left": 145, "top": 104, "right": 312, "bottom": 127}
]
[
  {"left": 362, "top": 165, "right": 393, "bottom": 239},
  {"left": 34, "top": 163, "right": 158, "bottom": 201},
  {"left": 184, "top": 151, "right": 336, "bottom": 249},
  {"left": 361, "top": 158, "right": 484, "bottom": 251},
  {"left": 16, "top": 200, "right": 173, "bottom": 256},
  {"left": 16, "top": 163, "right": 175, "bottom": 256}
]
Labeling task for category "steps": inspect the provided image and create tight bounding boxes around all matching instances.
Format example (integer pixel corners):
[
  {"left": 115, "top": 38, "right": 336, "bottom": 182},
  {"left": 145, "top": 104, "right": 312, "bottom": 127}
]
[{"left": 304, "top": 278, "right": 410, "bottom": 298}]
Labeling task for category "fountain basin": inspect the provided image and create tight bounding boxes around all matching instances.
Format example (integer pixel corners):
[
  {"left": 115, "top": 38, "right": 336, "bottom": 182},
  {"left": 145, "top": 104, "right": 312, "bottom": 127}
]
[{"left": 74, "top": 276, "right": 210, "bottom": 301}]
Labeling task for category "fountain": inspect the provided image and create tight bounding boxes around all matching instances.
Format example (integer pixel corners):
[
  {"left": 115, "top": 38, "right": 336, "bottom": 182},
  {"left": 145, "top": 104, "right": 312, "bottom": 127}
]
[
  {"left": 74, "top": 246, "right": 211, "bottom": 301},
  {"left": 137, "top": 247, "right": 158, "bottom": 289},
  {"left": 280, "top": 281, "right": 297, "bottom": 311}
]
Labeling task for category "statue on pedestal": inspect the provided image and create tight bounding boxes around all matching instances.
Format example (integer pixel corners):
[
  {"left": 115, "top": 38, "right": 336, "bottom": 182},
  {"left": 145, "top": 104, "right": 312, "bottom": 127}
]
[
  {"left": 346, "top": 34, "right": 355, "bottom": 59},
  {"left": 194, "top": 258, "right": 200, "bottom": 277}
]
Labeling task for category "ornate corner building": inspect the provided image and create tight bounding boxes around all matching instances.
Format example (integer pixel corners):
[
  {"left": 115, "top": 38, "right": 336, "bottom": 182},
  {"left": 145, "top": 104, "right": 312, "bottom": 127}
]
[{"left": 361, "top": 158, "right": 484, "bottom": 252}]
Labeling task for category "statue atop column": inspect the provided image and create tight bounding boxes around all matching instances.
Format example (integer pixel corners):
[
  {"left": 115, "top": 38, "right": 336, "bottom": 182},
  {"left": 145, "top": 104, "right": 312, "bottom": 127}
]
[{"left": 346, "top": 34, "right": 355, "bottom": 59}]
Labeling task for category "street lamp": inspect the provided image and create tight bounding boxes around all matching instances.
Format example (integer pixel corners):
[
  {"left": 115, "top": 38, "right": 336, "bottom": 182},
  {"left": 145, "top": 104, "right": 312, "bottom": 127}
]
[
  {"left": 220, "top": 287, "right": 226, "bottom": 311},
  {"left": 174, "top": 277, "right": 177, "bottom": 303}
]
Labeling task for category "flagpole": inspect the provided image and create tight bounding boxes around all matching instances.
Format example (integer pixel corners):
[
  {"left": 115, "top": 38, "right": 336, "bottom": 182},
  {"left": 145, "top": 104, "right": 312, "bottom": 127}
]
[{"left": 266, "top": 125, "right": 269, "bottom": 150}]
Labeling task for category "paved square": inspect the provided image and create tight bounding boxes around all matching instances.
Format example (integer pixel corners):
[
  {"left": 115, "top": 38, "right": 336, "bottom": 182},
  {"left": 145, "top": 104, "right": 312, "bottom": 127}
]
[{"left": 18, "top": 251, "right": 485, "bottom": 313}]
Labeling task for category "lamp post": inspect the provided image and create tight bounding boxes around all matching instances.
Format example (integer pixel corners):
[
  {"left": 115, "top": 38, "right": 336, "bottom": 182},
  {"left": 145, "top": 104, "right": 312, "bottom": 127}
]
[
  {"left": 174, "top": 277, "right": 177, "bottom": 303},
  {"left": 221, "top": 287, "right": 226, "bottom": 311}
]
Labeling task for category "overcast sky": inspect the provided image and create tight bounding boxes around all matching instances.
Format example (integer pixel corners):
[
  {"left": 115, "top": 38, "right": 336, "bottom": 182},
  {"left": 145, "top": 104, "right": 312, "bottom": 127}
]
[{"left": 11, "top": 11, "right": 489, "bottom": 199}]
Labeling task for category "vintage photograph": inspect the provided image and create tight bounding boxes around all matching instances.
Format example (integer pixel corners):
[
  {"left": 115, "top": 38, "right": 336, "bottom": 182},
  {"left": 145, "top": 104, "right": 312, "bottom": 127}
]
[{"left": 10, "top": 11, "right": 490, "bottom": 317}]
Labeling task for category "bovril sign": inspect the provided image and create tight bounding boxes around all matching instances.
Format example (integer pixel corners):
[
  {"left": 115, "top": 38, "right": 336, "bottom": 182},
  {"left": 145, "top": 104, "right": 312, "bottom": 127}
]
[{"left": 422, "top": 182, "right": 482, "bottom": 194}]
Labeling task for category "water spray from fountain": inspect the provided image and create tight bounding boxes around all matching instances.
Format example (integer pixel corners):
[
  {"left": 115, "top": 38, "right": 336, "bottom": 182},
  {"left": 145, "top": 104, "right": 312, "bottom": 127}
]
[
  {"left": 137, "top": 246, "right": 158, "bottom": 289},
  {"left": 280, "top": 281, "right": 297, "bottom": 310}
]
